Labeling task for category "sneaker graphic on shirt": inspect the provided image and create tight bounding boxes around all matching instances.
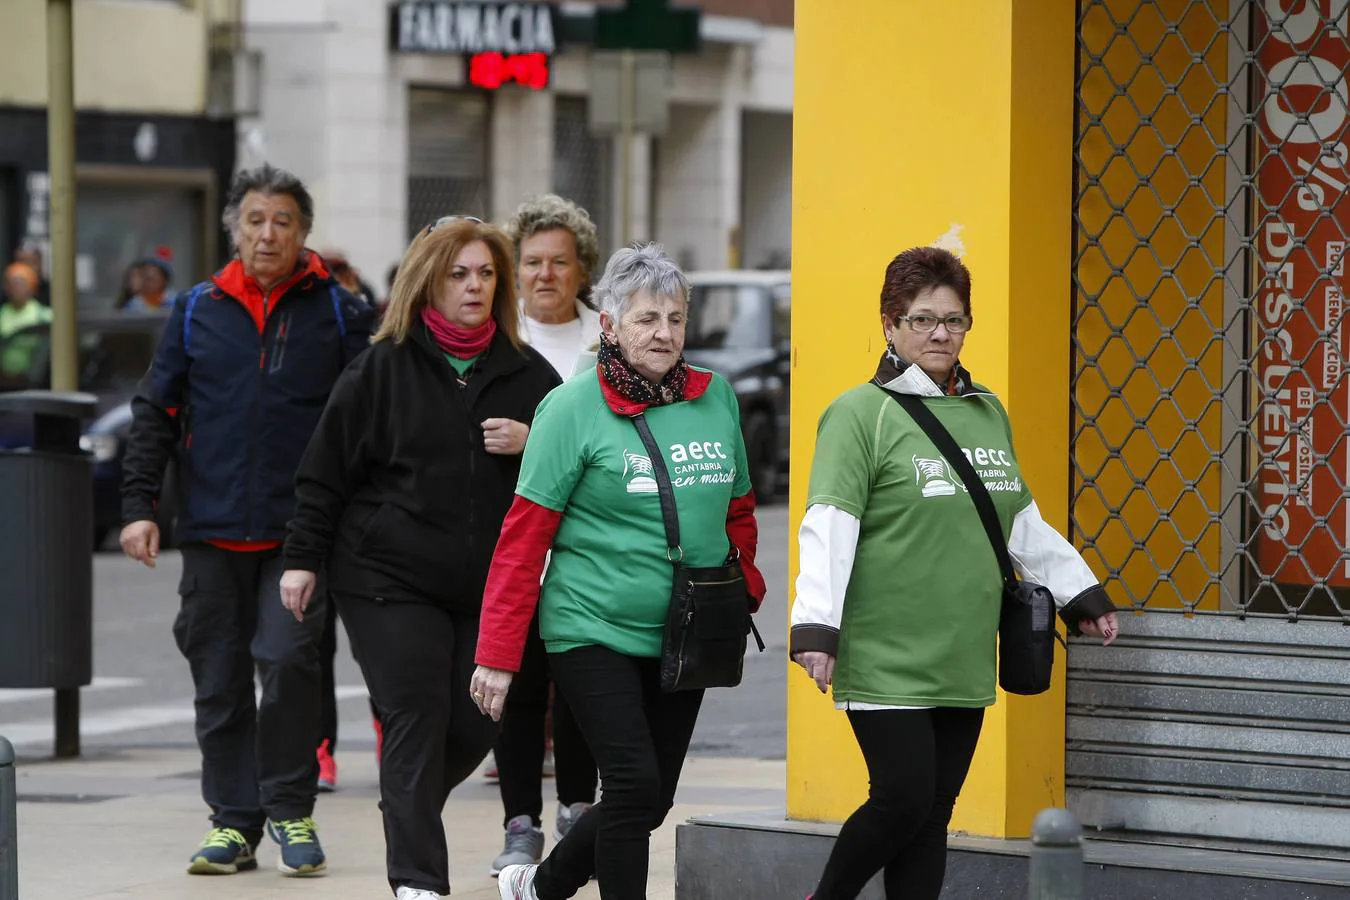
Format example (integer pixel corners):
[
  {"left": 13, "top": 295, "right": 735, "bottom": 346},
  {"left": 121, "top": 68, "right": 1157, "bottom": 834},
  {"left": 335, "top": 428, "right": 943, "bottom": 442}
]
[
  {"left": 623, "top": 449, "right": 658, "bottom": 494},
  {"left": 912, "top": 455, "right": 958, "bottom": 498}
]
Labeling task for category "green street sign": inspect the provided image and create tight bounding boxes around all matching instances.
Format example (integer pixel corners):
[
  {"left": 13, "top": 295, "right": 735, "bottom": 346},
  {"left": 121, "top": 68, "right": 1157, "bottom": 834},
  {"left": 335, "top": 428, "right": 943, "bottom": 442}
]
[{"left": 594, "top": 0, "right": 701, "bottom": 53}]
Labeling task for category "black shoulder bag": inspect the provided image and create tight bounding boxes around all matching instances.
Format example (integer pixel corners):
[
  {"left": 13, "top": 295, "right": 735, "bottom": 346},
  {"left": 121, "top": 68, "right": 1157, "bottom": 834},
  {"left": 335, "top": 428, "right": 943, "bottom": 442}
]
[
  {"left": 631, "top": 413, "right": 766, "bottom": 693},
  {"left": 883, "top": 390, "right": 1058, "bottom": 696}
]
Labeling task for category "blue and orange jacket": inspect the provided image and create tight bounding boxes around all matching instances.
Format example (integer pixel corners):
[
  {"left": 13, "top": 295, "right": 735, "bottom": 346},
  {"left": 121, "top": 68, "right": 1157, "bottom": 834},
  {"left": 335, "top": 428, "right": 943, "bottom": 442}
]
[{"left": 121, "top": 252, "right": 375, "bottom": 543}]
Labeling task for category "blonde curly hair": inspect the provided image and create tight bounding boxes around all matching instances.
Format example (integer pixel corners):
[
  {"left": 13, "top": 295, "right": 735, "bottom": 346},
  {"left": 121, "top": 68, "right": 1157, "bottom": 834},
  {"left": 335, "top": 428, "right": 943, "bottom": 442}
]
[{"left": 503, "top": 194, "right": 601, "bottom": 300}]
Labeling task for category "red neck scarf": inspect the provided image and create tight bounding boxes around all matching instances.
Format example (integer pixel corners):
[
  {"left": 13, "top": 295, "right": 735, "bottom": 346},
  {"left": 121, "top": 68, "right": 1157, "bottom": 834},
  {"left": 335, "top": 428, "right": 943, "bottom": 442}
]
[{"left": 421, "top": 305, "right": 497, "bottom": 359}]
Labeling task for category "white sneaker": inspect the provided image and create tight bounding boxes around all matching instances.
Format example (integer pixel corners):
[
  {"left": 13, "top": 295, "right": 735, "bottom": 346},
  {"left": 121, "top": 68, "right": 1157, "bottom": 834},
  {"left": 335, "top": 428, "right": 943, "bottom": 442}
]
[
  {"left": 395, "top": 887, "right": 445, "bottom": 900},
  {"left": 497, "top": 863, "right": 539, "bottom": 900}
]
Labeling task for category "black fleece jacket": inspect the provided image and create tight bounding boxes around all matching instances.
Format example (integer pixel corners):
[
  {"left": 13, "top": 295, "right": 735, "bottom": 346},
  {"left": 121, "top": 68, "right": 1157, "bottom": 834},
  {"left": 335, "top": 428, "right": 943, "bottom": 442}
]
[{"left": 283, "top": 322, "right": 561, "bottom": 610}]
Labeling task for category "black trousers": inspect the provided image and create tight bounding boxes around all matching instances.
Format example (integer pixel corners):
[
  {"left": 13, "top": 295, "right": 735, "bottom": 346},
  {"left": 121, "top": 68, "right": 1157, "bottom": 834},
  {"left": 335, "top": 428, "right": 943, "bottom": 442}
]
[
  {"left": 811, "top": 707, "right": 985, "bottom": 900},
  {"left": 319, "top": 599, "right": 338, "bottom": 751},
  {"left": 318, "top": 603, "right": 384, "bottom": 754},
  {"left": 334, "top": 593, "right": 498, "bottom": 896},
  {"left": 533, "top": 646, "right": 703, "bottom": 900},
  {"left": 495, "top": 613, "right": 598, "bottom": 828},
  {"left": 173, "top": 542, "right": 326, "bottom": 839}
]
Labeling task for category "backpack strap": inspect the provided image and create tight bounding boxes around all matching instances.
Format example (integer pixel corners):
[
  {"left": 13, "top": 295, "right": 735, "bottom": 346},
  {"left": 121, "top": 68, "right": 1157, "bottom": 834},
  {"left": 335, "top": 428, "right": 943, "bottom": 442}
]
[
  {"left": 329, "top": 285, "right": 348, "bottom": 340},
  {"left": 181, "top": 283, "right": 208, "bottom": 354}
]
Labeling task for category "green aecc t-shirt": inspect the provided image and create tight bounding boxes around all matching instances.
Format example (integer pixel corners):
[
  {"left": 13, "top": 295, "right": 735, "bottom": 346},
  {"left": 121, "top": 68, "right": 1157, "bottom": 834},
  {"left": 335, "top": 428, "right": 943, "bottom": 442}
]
[
  {"left": 808, "top": 384, "right": 1033, "bottom": 707},
  {"left": 516, "top": 368, "right": 751, "bottom": 657}
]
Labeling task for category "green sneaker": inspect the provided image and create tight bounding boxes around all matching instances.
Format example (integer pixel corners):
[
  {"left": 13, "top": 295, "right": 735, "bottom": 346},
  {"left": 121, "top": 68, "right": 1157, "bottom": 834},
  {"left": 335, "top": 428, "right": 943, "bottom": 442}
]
[
  {"left": 267, "top": 816, "right": 327, "bottom": 876},
  {"left": 187, "top": 827, "right": 258, "bottom": 875}
]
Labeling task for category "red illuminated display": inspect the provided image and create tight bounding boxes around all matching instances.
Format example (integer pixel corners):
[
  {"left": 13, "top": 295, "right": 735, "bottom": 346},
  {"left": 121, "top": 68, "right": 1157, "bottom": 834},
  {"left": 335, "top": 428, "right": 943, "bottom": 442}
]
[{"left": 469, "top": 52, "right": 550, "bottom": 90}]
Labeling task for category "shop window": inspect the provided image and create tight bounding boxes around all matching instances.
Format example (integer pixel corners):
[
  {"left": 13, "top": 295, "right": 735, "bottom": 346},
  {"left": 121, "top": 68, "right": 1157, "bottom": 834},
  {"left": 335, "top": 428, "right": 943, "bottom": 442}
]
[
  {"left": 76, "top": 184, "right": 203, "bottom": 312},
  {"left": 407, "top": 87, "right": 491, "bottom": 239},
  {"left": 553, "top": 96, "right": 613, "bottom": 258}
]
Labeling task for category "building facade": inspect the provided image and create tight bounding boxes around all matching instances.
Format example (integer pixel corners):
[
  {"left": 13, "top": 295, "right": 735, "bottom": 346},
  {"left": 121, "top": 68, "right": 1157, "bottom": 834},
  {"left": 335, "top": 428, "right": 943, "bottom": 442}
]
[
  {"left": 237, "top": 0, "right": 793, "bottom": 290},
  {"left": 0, "top": 0, "right": 240, "bottom": 311},
  {"left": 678, "top": 0, "right": 1350, "bottom": 895}
]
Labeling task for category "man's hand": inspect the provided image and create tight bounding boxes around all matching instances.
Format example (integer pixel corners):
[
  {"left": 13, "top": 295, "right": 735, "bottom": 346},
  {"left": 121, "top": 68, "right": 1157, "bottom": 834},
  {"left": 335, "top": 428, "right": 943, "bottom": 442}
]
[
  {"left": 1078, "top": 611, "right": 1119, "bottom": 646},
  {"left": 482, "top": 418, "right": 529, "bottom": 456},
  {"left": 120, "top": 520, "right": 161, "bottom": 568},
  {"left": 470, "top": 665, "right": 514, "bottom": 721},
  {"left": 279, "top": 570, "right": 318, "bottom": 622},
  {"left": 792, "top": 650, "right": 836, "bottom": 693}
]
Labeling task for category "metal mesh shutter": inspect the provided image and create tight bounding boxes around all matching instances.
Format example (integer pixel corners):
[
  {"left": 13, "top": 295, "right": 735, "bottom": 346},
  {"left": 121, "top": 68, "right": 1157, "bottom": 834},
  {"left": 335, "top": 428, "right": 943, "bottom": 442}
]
[
  {"left": 1073, "top": 0, "right": 1350, "bottom": 619},
  {"left": 407, "top": 87, "right": 491, "bottom": 240},
  {"left": 552, "top": 95, "right": 613, "bottom": 258},
  {"left": 1069, "top": 0, "right": 1350, "bottom": 851}
]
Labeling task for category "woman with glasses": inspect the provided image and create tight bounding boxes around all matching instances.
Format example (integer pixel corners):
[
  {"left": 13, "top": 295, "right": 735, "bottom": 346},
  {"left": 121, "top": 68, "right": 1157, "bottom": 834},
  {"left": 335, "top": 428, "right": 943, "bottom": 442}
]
[
  {"left": 279, "top": 217, "right": 561, "bottom": 900},
  {"left": 790, "top": 246, "right": 1118, "bottom": 900}
]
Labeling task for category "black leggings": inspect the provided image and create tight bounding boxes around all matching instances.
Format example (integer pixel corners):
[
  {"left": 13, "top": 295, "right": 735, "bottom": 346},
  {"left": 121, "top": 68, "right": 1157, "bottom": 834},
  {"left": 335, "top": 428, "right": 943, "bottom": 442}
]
[
  {"left": 812, "top": 706, "right": 984, "bottom": 900},
  {"left": 495, "top": 614, "right": 597, "bottom": 827},
  {"left": 532, "top": 646, "right": 703, "bottom": 900}
]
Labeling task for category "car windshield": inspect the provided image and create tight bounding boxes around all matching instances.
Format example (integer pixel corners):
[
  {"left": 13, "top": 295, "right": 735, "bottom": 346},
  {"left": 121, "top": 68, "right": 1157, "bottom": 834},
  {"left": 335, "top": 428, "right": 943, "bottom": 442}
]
[
  {"left": 684, "top": 284, "right": 769, "bottom": 350},
  {"left": 0, "top": 316, "right": 167, "bottom": 395}
]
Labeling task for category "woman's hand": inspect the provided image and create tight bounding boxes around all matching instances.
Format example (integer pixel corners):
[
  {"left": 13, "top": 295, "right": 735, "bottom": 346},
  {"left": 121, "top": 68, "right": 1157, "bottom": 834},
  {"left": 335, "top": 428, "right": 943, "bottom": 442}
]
[
  {"left": 279, "top": 569, "right": 317, "bottom": 622},
  {"left": 792, "top": 650, "right": 836, "bottom": 693},
  {"left": 482, "top": 418, "right": 529, "bottom": 455},
  {"left": 470, "top": 665, "right": 514, "bottom": 720},
  {"left": 1078, "top": 611, "right": 1119, "bottom": 646}
]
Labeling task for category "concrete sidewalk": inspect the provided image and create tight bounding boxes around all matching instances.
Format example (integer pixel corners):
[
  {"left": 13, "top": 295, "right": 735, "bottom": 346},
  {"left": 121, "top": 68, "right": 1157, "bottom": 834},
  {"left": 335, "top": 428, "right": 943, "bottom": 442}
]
[{"left": 11, "top": 745, "right": 786, "bottom": 898}]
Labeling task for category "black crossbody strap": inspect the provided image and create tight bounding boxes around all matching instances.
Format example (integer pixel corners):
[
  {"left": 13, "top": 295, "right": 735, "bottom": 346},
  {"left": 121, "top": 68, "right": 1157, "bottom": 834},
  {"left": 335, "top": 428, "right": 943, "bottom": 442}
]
[
  {"left": 631, "top": 413, "right": 682, "bottom": 558},
  {"left": 882, "top": 388, "right": 1018, "bottom": 589}
]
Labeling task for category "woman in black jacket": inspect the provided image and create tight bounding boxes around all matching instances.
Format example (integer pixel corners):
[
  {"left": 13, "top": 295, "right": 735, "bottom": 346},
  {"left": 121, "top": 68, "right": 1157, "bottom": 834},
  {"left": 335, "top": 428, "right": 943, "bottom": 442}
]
[{"left": 280, "top": 217, "right": 561, "bottom": 900}]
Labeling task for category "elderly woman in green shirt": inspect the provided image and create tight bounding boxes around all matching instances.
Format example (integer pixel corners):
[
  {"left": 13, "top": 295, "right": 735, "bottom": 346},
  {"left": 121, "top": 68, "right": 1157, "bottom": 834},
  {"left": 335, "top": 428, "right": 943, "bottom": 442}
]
[
  {"left": 790, "top": 246, "right": 1118, "bottom": 900},
  {"left": 472, "top": 243, "right": 765, "bottom": 900}
]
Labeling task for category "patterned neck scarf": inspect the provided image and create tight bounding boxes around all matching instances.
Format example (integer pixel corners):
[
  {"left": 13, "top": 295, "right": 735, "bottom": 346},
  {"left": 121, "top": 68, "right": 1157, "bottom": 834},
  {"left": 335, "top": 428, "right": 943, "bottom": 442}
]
[
  {"left": 876, "top": 342, "right": 973, "bottom": 396},
  {"left": 597, "top": 334, "right": 690, "bottom": 407}
]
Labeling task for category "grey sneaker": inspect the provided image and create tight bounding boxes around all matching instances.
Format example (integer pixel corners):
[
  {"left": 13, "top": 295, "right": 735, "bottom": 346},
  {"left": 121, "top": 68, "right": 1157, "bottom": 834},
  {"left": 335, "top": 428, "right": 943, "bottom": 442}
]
[
  {"left": 554, "top": 801, "right": 591, "bottom": 842},
  {"left": 490, "top": 815, "right": 544, "bottom": 876}
]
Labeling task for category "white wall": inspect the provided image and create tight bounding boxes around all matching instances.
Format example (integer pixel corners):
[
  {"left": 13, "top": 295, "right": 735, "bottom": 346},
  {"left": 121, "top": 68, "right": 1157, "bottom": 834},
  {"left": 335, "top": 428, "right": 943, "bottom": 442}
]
[
  {"left": 655, "top": 103, "right": 730, "bottom": 271},
  {"left": 321, "top": 0, "right": 401, "bottom": 280},
  {"left": 741, "top": 110, "right": 792, "bottom": 269},
  {"left": 491, "top": 89, "right": 555, "bottom": 223}
]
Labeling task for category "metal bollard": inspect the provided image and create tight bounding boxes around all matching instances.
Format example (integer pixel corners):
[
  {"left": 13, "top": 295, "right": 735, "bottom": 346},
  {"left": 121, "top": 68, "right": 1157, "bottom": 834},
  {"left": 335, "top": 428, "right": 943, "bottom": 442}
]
[
  {"left": 1029, "top": 807, "right": 1084, "bottom": 900},
  {"left": 0, "top": 736, "right": 16, "bottom": 900}
]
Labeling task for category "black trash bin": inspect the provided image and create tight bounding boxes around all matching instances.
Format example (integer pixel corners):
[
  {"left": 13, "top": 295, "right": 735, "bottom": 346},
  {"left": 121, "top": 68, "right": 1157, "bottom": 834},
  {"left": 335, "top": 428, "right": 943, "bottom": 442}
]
[{"left": 0, "top": 390, "right": 98, "bottom": 756}]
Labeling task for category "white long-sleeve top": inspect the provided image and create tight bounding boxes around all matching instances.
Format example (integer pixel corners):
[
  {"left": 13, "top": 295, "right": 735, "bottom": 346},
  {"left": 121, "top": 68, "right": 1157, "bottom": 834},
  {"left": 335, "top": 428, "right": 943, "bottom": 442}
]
[{"left": 791, "top": 500, "right": 1101, "bottom": 710}]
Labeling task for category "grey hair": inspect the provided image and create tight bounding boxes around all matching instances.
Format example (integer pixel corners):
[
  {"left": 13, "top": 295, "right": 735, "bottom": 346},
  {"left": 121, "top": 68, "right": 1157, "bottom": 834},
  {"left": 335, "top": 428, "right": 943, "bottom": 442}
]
[
  {"left": 221, "top": 164, "right": 315, "bottom": 246},
  {"left": 504, "top": 193, "right": 601, "bottom": 286},
  {"left": 592, "top": 243, "right": 689, "bottom": 322}
]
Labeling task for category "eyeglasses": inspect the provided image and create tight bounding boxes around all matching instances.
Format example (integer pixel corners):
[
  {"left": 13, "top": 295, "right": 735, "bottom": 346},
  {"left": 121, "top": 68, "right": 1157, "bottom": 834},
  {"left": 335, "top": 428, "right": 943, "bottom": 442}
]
[
  {"left": 893, "top": 314, "right": 973, "bottom": 334},
  {"left": 423, "top": 215, "right": 485, "bottom": 236}
]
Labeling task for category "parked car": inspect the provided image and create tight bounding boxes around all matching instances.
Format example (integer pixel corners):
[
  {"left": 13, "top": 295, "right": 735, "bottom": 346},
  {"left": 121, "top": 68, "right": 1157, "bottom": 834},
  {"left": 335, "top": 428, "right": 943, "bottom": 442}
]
[
  {"left": 682, "top": 270, "right": 790, "bottom": 499},
  {"left": 0, "top": 311, "right": 175, "bottom": 547}
]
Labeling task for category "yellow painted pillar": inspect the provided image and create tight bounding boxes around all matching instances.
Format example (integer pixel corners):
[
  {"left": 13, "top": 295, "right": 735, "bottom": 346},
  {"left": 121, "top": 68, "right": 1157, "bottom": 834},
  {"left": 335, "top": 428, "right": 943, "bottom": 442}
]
[{"left": 787, "top": 0, "right": 1078, "bottom": 837}]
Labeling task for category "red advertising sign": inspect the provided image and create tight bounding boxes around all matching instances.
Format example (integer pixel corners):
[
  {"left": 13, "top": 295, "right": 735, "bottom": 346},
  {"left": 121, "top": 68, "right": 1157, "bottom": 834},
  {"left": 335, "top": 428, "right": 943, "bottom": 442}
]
[
  {"left": 1255, "top": 1, "right": 1350, "bottom": 584},
  {"left": 469, "top": 51, "right": 551, "bottom": 90}
]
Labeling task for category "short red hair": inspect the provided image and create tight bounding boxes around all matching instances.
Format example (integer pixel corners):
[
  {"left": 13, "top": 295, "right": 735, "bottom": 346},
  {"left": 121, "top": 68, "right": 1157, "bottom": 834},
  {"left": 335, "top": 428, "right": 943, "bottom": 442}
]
[{"left": 880, "top": 247, "right": 972, "bottom": 320}]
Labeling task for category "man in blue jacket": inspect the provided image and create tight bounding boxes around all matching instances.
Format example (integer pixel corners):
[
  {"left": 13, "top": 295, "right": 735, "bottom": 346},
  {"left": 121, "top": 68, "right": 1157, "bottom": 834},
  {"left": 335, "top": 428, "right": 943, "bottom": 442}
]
[{"left": 120, "top": 164, "right": 374, "bottom": 878}]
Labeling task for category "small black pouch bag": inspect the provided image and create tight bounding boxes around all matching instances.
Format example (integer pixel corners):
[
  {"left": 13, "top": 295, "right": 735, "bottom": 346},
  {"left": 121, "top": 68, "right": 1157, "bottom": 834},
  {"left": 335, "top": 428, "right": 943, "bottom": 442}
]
[
  {"left": 631, "top": 414, "right": 765, "bottom": 693},
  {"left": 884, "top": 390, "right": 1057, "bottom": 696}
]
